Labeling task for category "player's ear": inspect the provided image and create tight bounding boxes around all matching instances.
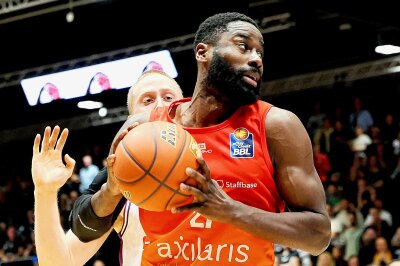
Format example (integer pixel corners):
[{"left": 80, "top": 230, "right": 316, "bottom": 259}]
[{"left": 195, "top": 43, "right": 208, "bottom": 62}]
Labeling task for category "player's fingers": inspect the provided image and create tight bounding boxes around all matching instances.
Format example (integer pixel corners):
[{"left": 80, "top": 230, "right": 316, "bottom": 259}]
[
  {"left": 107, "top": 154, "right": 116, "bottom": 166},
  {"left": 111, "top": 129, "right": 128, "bottom": 153},
  {"left": 127, "top": 121, "right": 139, "bottom": 131},
  {"left": 55, "top": 128, "right": 69, "bottom": 151},
  {"left": 185, "top": 167, "right": 207, "bottom": 190},
  {"left": 171, "top": 202, "right": 204, "bottom": 213},
  {"left": 33, "top": 134, "right": 41, "bottom": 155},
  {"left": 179, "top": 183, "right": 206, "bottom": 201},
  {"left": 107, "top": 154, "right": 116, "bottom": 176},
  {"left": 48, "top": 125, "right": 60, "bottom": 149},
  {"left": 197, "top": 155, "right": 210, "bottom": 179},
  {"left": 41, "top": 126, "right": 51, "bottom": 152}
]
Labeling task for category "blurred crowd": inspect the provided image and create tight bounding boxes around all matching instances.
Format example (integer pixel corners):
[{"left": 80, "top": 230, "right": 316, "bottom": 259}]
[{"left": 1, "top": 95, "right": 399, "bottom": 266}]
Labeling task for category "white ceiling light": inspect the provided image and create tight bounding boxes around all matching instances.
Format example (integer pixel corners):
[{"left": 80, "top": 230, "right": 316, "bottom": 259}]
[
  {"left": 77, "top": 100, "right": 103, "bottom": 109},
  {"left": 98, "top": 107, "right": 108, "bottom": 117},
  {"left": 375, "top": 44, "right": 400, "bottom": 55}
]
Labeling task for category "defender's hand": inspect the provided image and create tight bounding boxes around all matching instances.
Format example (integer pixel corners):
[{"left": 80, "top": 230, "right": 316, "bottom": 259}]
[
  {"left": 106, "top": 122, "right": 140, "bottom": 196},
  {"left": 32, "top": 126, "right": 76, "bottom": 194}
]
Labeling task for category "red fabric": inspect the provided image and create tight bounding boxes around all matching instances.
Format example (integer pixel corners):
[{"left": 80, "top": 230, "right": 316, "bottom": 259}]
[{"left": 141, "top": 98, "right": 284, "bottom": 266}]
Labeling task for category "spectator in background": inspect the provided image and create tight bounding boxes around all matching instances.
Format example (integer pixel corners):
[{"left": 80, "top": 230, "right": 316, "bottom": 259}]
[
  {"left": 362, "top": 154, "right": 386, "bottom": 193},
  {"left": 325, "top": 184, "right": 342, "bottom": 209},
  {"left": 351, "top": 126, "right": 372, "bottom": 160},
  {"left": 381, "top": 114, "right": 398, "bottom": 147},
  {"left": 347, "top": 255, "right": 359, "bottom": 266},
  {"left": 339, "top": 211, "right": 364, "bottom": 261},
  {"left": 359, "top": 190, "right": 377, "bottom": 220},
  {"left": 1, "top": 225, "right": 25, "bottom": 261},
  {"left": 313, "top": 143, "right": 331, "bottom": 186},
  {"left": 365, "top": 199, "right": 393, "bottom": 227},
  {"left": 306, "top": 102, "right": 326, "bottom": 140},
  {"left": 372, "top": 236, "right": 393, "bottom": 266},
  {"left": 330, "top": 119, "right": 353, "bottom": 175},
  {"left": 333, "top": 199, "right": 364, "bottom": 232},
  {"left": 349, "top": 97, "right": 374, "bottom": 134},
  {"left": 315, "top": 251, "right": 334, "bottom": 266},
  {"left": 366, "top": 207, "right": 393, "bottom": 243},
  {"left": 79, "top": 155, "right": 99, "bottom": 193},
  {"left": 359, "top": 226, "right": 378, "bottom": 266},
  {"left": 392, "top": 131, "right": 400, "bottom": 157},
  {"left": 391, "top": 227, "right": 400, "bottom": 259},
  {"left": 274, "top": 244, "right": 302, "bottom": 266},
  {"left": 314, "top": 116, "right": 334, "bottom": 154},
  {"left": 331, "top": 245, "right": 346, "bottom": 266}
]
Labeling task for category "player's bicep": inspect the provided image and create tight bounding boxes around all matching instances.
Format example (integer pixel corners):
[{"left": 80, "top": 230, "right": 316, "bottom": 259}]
[{"left": 266, "top": 107, "right": 326, "bottom": 213}]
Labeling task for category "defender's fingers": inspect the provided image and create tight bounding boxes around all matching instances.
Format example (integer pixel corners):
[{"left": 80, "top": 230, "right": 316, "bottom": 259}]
[
  {"left": 48, "top": 125, "right": 61, "bottom": 150},
  {"left": 107, "top": 154, "right": 116, "bottom": 176},
  {"left": 55, "top": 128, "right": 69, "bottom": 151},
  {"left": 111, "top": 129, "right": 128, "bottom": 153},
  {"left": 127, "top": 122, "right": 139, "bottom": 131},
  {"left": 41, "top": 126, "right": 52, "bottom": 152},
  {"left": 64, "top": 154, "right": 76, "bottom": 174},
  {"left": 33, "top": 134, "right": 41, "bottom": 155}
]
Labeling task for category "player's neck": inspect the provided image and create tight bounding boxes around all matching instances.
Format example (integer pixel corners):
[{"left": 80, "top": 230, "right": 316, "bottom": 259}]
[{"left": 173, "top": 91, "right": 238, "bottom": 128}]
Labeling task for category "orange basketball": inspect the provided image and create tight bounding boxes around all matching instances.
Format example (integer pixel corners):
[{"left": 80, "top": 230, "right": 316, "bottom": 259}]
[{"left": 113, "top": 121, "right": 201, "bottom": 212}]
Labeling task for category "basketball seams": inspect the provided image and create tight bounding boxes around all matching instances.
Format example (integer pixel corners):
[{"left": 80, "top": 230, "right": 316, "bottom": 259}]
[
  {"left": 164, "top": 129, "right": 191, "bottom": 209},
  {"left": 115, "top": 138, "right": 155, "bottom": 184},
  {"left": 137, "top": 125, "right": 190, "bottom": 209},
  {"left": 114, "top": 121, "right": 197, "bottom": 211}
]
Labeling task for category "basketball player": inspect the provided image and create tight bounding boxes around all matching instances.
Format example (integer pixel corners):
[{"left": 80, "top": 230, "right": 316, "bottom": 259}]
[
  {"left": 34, "top": 12, "right": 331, "bottom": 265},
  {"left": 32, "top": 68, "right": 184, "bottom": 266}
]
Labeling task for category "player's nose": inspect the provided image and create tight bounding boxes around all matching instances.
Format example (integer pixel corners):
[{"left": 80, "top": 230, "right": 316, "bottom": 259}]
[{"left": 154, "top": 97, "right": 165, "bottom": 109}]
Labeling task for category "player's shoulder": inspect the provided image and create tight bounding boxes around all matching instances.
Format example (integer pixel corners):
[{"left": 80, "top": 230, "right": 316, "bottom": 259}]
[{"left": 266, "top": 106, "right": 302, "bottom": 129}]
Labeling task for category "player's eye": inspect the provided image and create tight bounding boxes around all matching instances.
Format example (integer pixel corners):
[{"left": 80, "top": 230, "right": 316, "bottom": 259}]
[
  {"left": 238, "top": 43, "right": 247, "bottom": 50},
  {"left": 143, "top": 97, "right": 154, "bottom": 105},
  {"left": 164, "top": 94, "right": 175, "bottom": 102}
]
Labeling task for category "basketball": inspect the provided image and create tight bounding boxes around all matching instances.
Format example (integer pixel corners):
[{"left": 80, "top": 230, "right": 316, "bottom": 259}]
[{"left": 113, "top": 121, "right": 201, "bottom": 212}]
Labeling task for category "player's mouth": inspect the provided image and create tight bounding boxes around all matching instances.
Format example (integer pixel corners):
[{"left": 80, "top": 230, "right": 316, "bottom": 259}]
[{"left": 242, "top": 73, "right": 260, "bottom": 88}]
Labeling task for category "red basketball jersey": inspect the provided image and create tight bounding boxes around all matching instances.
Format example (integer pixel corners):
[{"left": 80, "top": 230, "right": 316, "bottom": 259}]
[{"left": 139, "top": 98, "right": 285, "bottom": 265}]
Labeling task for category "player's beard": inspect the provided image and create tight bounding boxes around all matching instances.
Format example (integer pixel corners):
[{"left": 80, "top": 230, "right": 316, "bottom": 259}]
[{"left": 204, "top": 51, "right": 261, "bottom": 106}]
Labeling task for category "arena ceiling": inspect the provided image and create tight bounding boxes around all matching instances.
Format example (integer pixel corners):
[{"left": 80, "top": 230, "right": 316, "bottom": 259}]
[{"left": 1, "top": 0, "right": 400, "bottom": 136}]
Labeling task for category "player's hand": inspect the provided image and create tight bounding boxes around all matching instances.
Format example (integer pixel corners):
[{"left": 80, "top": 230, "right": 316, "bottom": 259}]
[
  {"left": 106, "top": 122, "right": 140, "bottom": 196},
  {"left": 110, "top": 121, "right": 139, "bottom": 154},
  {"left": 172, "top": 156, "right": 239, "bottom": 224},
  {"left": 103, "top": 154, "right": 122, "bottom": 196},
  {"left": 32, "top": 126, "right": 76, "bottom": 195}
]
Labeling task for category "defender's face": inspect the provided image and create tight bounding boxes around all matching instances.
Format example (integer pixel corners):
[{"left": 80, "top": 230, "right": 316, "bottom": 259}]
[{"left": 130, "top": 74, "right": 183, "bottom": 115}]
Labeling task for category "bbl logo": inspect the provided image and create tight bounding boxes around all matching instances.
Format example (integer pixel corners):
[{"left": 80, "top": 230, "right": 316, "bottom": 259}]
[{"left": 230, "top": 127, "right": 254, "bottom": 158}]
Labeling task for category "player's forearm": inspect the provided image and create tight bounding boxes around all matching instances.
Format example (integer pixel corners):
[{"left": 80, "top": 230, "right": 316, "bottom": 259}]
[
  {"left": 229, "top": 201, "right": 331, "bottom": 256},
  {"left": 34, "top": 191, "right": 75, "bottom": 266},
  {"left": 91, "top": 182, "right": 123, "bottom": 217}
]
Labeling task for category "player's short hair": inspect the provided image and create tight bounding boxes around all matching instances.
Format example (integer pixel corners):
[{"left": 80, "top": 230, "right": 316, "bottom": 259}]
[
  {"left": 127, "top": 70, "right": 182, "bottom": 115},
  {"left": 194, "top": 12, "right": 260, "bottom": 48}
]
